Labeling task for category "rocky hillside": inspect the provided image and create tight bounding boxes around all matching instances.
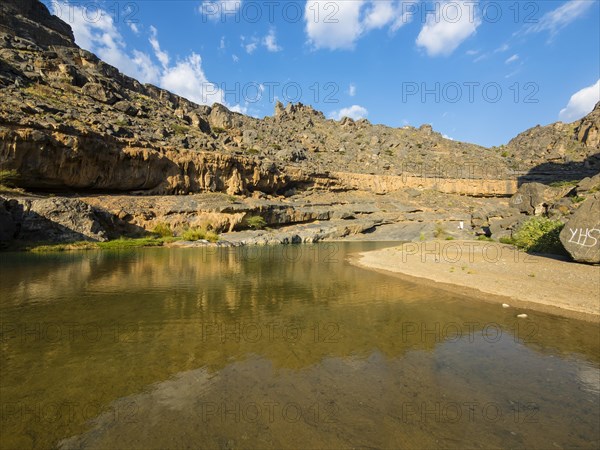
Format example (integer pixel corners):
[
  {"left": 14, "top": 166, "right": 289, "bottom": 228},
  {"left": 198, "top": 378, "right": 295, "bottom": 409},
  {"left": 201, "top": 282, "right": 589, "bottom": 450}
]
[
  {"left": 505, "top": 102, "right": 600, "bottom": 180},
  {"left": 0, "top": 0, "right": 598, "bottom": 260},
  {"left": 1, "top": 0, "right": 598, "bottom": 199}
]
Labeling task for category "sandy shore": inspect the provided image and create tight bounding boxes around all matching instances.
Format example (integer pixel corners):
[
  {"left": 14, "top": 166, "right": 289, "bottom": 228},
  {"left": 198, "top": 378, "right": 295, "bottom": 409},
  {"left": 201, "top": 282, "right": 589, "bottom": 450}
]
[{"left": 351, "top": 241, "right": 600, "bottom": 322}]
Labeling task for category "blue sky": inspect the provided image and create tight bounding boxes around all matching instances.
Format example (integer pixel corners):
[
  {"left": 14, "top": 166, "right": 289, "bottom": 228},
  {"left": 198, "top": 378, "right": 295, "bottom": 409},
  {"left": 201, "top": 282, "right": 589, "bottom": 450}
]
[{"left": 44, "top": 1, "right": 600, "bottom": 146}]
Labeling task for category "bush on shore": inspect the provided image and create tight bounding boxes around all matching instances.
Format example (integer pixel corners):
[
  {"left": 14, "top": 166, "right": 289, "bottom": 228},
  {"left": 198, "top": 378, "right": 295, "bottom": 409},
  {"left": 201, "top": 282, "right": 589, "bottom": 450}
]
[{"left": 502, "top": 217, "right": 566, "bottom": 255}]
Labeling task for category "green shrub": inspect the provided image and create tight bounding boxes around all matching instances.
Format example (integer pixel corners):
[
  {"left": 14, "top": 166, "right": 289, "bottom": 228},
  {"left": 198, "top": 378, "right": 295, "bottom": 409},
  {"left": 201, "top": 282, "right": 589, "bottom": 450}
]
[
  {"left": 97, "top": 237, "right": 165, "bottom": 249},
  {"left": 246, "top": 216, "right": 267, "bottom": 230},
  {"left": 433, "top": 223, "right": 445, "bottom": 238},
  {"left": 172, "top": 124, "right": 189, "bottom": 135},
  {"left": 152, "top": 222, "right": 172, "bottom": 237},
  {"left": 0, "top": 170, "right": 19, "bottom": 187},
  {"left": 477, "top": 235, "right": 494, "bottom": 241},
  {"left": 181, "top": 227, "right": 218, "bottom": 242},
  {"left": 499, "top": 237, "right": 515, "bottom": 245},
  {"left": 500, "top": 151, "right": 509, "bottom": 157},
  {"left": 511, "top": 217, "right": 566, "bottom": 254},
  {"left": 212, "top": 126, "right": 226, "bottom": 134},
  {"left": 549, "top": 180, "right": 579, "bottom": 188}
]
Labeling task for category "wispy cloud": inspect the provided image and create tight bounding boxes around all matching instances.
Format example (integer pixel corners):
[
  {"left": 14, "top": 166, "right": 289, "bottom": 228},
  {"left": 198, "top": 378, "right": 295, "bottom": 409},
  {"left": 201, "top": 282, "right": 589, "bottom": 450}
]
[
  {"left": 523, "top": 0, "right": 594, "bottom": 37},
  {"left": 505, "top": 54, "right": 519, "bottom": 64},
  {"left": 263, "top": 28, "right": 282, "bottom": 52}
]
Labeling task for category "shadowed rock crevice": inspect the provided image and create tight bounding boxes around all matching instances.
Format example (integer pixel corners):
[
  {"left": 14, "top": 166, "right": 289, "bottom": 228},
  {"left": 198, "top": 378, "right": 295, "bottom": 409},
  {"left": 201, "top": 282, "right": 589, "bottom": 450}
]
[{"left": 0, "top": 195, "right": 147, "bottom": 245}]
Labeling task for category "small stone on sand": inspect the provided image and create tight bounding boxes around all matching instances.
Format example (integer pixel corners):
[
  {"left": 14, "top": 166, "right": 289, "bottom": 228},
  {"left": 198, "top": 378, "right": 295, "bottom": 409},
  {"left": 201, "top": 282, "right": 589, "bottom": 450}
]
[
  {"left": 517, "top": 314, "right": 528, "bottom": 319},
  {"left": 502, "top": 303, "right": 510, "bottom": 308}
]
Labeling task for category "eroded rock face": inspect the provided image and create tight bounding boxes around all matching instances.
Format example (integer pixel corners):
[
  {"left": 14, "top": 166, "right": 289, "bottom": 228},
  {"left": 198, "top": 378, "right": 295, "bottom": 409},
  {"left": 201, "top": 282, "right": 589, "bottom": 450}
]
[
  {"left": 559, "top": 193, "right": 600, "bottom": 264},
  {"left": 0, "top": 127, "right": 305, "bottom": 195},
  {"left": 574, "top": 102, "right": 600, "bottom": 149},
  {"left": 0, "top": 195, "right": 111, "bottom": 243}
]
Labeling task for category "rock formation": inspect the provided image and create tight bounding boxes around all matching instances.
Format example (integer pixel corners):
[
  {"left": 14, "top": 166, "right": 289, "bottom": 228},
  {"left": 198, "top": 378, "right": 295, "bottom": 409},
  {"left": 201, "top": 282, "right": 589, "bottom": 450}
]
[
  {"left": 560, "top": 193, "right": 600, "bottom": 263},
  {"left": 0, "top": 0, "right": 599, "bottom": 255}
]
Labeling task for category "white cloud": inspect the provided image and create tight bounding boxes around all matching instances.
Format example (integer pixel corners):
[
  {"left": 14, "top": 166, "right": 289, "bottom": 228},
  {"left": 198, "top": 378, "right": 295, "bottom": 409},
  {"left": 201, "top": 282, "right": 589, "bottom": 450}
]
[
  {"left": 525, "top": 0, "right": 593, "bottom": 36},
  {"left": 349, "top": 83, "right": 356, "bottom": 96},
  {"left": 494, "top": 43, "right": 509, "bottom": 53},
  {"left": 304, "top": 0, "right": 411, "bottom": 50},
  {"left": 51, "top": 2, "right": 245, "bottom": 109},
  {"left": 52, "top": 1, "right": 159, "bottom": 84},
  {"left": 504, "top": 69, "right": 521, "bottom": 79},
  {"left": 130, "top": 50, "right": 161, "bottom": 84},
  {"left": 229, "top": 103, "right": 249, "bottom": 114},
  {"left": 263, "top": 28, "right": 282, "bottom": 52},
  {"left": 465, "top": 49, "right": 479, "bottom": 56},
  {"left": 416, "top": 0, "right": 481, "bottom": 57},
  {"left": 149, "top": 26, "right": 170, "bottom": 68},
  {"left": 232, "top": 54, "right": 239, "bottom": 62},
  {"left": 505, "top": 54, "right": 519, "bottom": 64},
  {"left": 329, "top": 105, "right": 368, "bottom": 120},
  {"left": 559, "top": 80, "right": 600, "bottom": 122},
  {"left": 363, "top": 1, "right": 396, "bottom": 29},
  {"left": 128, "top": 23, "right": 140, "bottom": 35},
  {"left": 160, "top": 54, "right": 224, "bottom": 105},
  {"left": 200, "top": 0, "right": 243, "bottom": 21},
  {"left": 219, "top": 36, "right": 226, "bottom": 50},
  {"left": 245, "top": 42, "right": 257, "bottom": 54}
]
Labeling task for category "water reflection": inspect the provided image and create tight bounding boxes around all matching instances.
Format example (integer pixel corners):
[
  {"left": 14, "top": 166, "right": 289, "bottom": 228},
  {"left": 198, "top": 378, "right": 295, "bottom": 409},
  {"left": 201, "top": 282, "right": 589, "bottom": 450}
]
[{"left": 0, "top": 243, "right": 598, "bottom": 449}]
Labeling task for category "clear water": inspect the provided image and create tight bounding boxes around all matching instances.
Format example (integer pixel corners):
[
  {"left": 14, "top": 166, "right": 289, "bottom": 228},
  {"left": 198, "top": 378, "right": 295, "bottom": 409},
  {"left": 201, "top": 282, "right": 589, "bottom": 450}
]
[{"left": 0, "top": 243, "right": 598, "bottom": 449}]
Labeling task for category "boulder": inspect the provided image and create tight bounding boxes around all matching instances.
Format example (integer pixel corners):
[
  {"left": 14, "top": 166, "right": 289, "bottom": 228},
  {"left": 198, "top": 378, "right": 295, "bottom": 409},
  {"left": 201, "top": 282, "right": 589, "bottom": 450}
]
[
  {"left": 0, "top": 196, "right": 112, "bottom": 243},
  {"left": 489, "top": 215, "right": 523, "bottom": 240},
  {"left": 276, "top": 147, "right": 307, "bottom": 163},
  {"left": 576, "top": 173, "right": 600, "bottom": 196},
  {"left": 559, "top": 193, "right": 600, "bottom": 263},
  {"left": 209, "top": 103, "right": 240, "bottom": 129},
  {"left": 510, "top": 182, "right": 572, "bottom": 215},
  {"left": 82, "top": 82, "right": 117, "bottom": 104}
]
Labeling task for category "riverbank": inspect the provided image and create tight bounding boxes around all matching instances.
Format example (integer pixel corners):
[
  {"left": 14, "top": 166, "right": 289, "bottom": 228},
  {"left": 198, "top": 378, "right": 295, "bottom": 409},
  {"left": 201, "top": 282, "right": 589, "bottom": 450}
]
[{"left": 351, "top": 241, "right": 600, "bottom": 322}]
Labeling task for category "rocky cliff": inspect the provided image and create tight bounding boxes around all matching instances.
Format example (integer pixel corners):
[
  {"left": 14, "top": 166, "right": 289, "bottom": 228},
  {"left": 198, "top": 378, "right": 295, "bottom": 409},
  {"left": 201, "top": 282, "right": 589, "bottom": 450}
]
[
  {"left": 0, "top": 0, "right": 599, "bottom": 254},
  {"left": 1, "top": 0, "right": 598, "bottom": 200}
]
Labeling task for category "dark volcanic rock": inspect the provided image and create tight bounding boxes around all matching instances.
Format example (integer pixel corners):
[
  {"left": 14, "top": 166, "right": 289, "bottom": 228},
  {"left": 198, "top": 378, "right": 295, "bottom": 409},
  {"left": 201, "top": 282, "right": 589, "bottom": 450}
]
[
  {"left": 0, "top": 195, "right": 112, "bottom": 243},
  {"left": 0, "top": 0, "right": 75, "bottom": 48},
  {"left": 559, "top": 193, "right": 600, "bottom": 264},
  {"left": 509, "top": 182, "right": 573, "bottom": 215}
]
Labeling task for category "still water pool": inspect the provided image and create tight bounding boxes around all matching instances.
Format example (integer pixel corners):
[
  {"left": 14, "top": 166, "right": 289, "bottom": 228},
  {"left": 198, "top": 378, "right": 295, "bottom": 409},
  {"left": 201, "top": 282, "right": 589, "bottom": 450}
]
[{"left": 1, "top": 243, "right": 598, "bottom": 449}]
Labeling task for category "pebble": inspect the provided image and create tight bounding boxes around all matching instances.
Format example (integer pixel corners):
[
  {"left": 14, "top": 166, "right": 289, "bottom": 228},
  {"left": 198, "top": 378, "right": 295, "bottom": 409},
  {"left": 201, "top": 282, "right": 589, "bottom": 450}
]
[
  {"left": 502, "top": 303, "right": 510, "bottom": 308},
  {"left": 517, "top": 314, "right": 528, "bottom": 318}
]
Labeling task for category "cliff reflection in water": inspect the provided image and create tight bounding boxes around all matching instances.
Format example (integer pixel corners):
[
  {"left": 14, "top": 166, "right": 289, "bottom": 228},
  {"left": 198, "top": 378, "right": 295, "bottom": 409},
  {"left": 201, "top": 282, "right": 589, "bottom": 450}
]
[{"left": 0, "top": 243, "right": 598, "bottom": 449}]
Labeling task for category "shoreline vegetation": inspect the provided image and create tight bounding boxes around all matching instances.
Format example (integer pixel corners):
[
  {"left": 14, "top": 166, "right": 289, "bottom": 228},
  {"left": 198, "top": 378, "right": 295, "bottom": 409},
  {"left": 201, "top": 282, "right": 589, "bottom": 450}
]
[{"left": 8, "top": 225, "right": 221, "bottom": 253}]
